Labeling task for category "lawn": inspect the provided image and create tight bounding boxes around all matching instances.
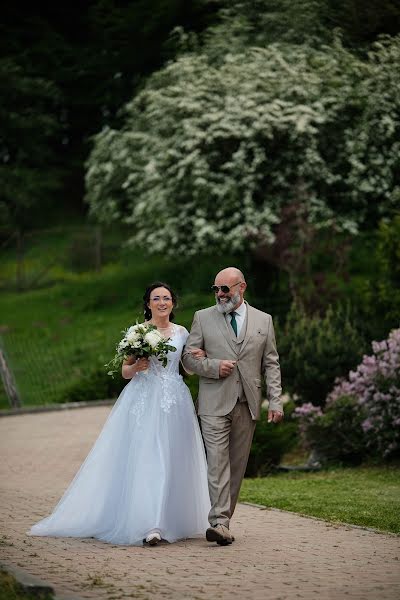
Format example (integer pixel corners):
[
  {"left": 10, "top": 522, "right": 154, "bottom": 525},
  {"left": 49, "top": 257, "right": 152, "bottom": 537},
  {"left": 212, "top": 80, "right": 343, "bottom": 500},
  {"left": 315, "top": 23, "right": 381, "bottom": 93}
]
[
  {"left": 0, "top": 231, "right": 232, "bottom": 408},
  {"left": 240, "top": 466, "right": 400, "bottom": 534},
  {"left": 0, "top": 568, "right": 54, "bottom": 600}
]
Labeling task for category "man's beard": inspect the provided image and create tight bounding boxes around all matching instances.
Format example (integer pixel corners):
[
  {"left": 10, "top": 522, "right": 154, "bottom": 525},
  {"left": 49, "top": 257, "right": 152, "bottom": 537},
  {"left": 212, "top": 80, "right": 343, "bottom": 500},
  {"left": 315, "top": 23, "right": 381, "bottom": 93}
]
[{"left": 216, "top": 291, "right": 240, "bottom": 314}]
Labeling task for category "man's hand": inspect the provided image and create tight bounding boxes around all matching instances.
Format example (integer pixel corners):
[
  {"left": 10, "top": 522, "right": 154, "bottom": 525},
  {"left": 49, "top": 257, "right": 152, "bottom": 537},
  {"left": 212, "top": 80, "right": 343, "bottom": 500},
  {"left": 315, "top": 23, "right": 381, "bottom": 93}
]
[
  {"left": 268, "top": 410, "right": 283, "bottom": 424},
  {"left": 219, "top": 360, "right": 236, "bottom": 378},
  {"left": 190, "top": 348, "right": 207, "bottom": 359}
]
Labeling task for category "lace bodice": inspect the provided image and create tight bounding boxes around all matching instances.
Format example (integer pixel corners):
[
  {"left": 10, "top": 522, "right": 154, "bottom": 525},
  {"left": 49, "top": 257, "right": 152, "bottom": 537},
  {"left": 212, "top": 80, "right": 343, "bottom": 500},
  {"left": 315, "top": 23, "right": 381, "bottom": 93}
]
[
  {"left": 147, "top": 324, "right": 188, "bottom": 376},
  {"left": 129, "top": 325, "right": 190, "bottom": 419}
]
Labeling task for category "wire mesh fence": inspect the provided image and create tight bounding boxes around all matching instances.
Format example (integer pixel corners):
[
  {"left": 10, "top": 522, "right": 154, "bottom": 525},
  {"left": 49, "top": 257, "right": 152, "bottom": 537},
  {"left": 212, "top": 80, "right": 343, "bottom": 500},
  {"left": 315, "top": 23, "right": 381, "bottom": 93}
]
[
  {"left": 0, "top": 225, "right": 106, "bottom": 293},
  {"left": 0, "top": 326, "right": 124, "bottom": 409},
  {"left": 0, "top": 225, "right": 133, "bottom": 409}
]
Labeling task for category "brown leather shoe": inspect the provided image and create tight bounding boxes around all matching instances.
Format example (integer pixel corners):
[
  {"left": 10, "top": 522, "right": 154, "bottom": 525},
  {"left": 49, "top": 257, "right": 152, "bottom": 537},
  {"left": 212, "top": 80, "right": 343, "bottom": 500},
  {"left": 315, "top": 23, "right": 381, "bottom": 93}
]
[{"left": 206, "top": 524, "right": 233, "bottom": 546}]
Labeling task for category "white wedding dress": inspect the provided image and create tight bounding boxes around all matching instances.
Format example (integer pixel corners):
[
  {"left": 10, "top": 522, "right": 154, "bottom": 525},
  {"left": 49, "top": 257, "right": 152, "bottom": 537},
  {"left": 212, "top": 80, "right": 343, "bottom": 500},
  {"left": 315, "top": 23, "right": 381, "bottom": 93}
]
[{"left": 29, "top": 325, "right": 210, "bottom": 545}]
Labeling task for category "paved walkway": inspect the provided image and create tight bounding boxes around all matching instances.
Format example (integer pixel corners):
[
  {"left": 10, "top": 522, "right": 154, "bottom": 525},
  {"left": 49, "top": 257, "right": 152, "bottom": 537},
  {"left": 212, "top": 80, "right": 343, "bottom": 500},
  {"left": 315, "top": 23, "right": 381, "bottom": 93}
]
[{"left": 1, "top": 406, "right": 399, "bottom": 600}]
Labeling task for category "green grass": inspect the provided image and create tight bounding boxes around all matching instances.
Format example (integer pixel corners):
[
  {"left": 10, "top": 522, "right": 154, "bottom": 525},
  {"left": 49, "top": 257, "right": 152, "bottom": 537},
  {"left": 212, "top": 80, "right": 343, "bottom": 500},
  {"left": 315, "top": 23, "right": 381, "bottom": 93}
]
[
  {"left": 240, "top": 466, "right": 400, "bottom": 534},
  {"left": 0, "top": 229, "right": 239, "bottom": 408},
  {"left": 0, "top": 263, "right": 210, "bottom": 408},
  {"left": 0, "top": 568, "right": 54, "bottom": 600}
]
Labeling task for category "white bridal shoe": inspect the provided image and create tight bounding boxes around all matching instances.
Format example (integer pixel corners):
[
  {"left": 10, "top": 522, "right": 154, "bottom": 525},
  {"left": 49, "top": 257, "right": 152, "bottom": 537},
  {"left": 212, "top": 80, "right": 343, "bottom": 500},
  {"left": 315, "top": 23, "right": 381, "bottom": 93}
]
[{"left": 145, "top": 532, "right": 161, "bottom": 546}]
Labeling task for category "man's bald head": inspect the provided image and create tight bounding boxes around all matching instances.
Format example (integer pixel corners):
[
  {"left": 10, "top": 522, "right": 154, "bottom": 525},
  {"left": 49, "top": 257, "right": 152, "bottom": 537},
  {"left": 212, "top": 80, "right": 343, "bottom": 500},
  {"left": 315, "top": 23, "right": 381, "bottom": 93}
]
[
  {"left": 215, "top": 267, "right": 246, "bottom": 284},
  {"left": 214, "top": 267, "right": 247, "bottom": 313}
]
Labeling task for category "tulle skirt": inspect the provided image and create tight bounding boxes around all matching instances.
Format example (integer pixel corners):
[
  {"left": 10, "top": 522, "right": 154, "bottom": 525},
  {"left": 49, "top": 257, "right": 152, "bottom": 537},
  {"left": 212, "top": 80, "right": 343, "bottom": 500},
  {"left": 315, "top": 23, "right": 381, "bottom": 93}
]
[{"left": 29, "top": 371, "right": 211, "bottom": 545}]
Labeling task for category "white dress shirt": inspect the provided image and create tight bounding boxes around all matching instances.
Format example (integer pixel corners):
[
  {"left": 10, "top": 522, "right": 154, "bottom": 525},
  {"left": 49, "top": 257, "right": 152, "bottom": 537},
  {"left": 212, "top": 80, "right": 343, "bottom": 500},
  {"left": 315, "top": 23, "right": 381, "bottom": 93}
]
[{"left": 225, "top": 300, "right": 247, "bottom": 337}]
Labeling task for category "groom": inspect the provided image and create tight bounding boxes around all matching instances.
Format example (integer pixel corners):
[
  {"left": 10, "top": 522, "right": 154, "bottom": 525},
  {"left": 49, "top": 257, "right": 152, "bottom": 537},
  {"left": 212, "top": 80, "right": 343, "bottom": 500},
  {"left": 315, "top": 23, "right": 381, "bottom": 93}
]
[{"left": 182, "top": 267, "right": 283, "bottom": 546}]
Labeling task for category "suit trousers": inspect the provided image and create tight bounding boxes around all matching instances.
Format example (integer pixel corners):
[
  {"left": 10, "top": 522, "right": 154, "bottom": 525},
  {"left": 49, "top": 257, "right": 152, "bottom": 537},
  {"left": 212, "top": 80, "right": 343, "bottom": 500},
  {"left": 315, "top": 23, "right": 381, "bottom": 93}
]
[{"left": 200, "top": 401, "right": 256, "bottom": 528}]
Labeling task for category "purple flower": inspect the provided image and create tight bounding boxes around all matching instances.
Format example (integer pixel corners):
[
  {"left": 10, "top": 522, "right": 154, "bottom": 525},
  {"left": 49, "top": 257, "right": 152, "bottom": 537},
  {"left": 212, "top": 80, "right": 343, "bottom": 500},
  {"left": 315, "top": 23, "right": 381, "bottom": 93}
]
[
  {"left": 294, "top": 402, "right": 323, "bottom": 418},
  {"left": 362, "top": 418, "right": 373, "bottom": 432},
  {"left": 325, "top": 328, "right": 400, "bottom": 459}
]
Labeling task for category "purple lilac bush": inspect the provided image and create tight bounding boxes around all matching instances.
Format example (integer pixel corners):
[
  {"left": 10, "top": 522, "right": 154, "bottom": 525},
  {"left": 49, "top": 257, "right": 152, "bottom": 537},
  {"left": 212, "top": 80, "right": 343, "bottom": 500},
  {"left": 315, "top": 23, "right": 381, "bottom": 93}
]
[
  {"left": 295, "top": 329, "right": 400, "bottom": 460},
  {"left": 292, "top": 403, "right": 323, "bottom": 450}
]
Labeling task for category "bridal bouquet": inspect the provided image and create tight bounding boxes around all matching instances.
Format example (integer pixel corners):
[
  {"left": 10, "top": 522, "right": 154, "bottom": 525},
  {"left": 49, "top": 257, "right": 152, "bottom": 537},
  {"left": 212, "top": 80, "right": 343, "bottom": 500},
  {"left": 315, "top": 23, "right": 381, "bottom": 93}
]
[{"left": 106, "top": 322, "right": 176, "bottom": 376}]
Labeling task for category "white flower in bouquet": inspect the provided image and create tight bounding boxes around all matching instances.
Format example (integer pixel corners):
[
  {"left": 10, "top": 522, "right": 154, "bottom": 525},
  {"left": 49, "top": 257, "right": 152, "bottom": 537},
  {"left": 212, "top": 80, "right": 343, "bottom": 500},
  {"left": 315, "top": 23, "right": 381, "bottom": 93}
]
[
  {"left": 144, "top": 330, "right": 163, "bottom": 348},
  {"left": 117, "top": 339, "right": 130, "bottom": 350},
  {"left": 126, "top": 325, "right": 140, "bottom": 343}
]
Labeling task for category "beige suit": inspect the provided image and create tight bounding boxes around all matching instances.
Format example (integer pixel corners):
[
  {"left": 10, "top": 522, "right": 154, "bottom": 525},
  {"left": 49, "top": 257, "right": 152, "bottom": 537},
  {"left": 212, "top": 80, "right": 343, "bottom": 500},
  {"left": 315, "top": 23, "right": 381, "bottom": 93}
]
[{"left": 182, "top": 301, "right": 282, "bottom": 528}]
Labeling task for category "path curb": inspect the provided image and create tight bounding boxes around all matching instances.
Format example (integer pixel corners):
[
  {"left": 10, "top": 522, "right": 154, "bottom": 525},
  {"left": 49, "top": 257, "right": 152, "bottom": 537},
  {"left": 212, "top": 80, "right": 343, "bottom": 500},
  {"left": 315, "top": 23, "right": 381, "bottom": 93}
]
[
  {"left": 1, "top": 562, "right": 83, "bottom": 600},
  {"left": 0, "top": 399, "right": 115, "bottom": 417},
  {"left": 240, "top": 501, "right": 400, "bottom": 537}
]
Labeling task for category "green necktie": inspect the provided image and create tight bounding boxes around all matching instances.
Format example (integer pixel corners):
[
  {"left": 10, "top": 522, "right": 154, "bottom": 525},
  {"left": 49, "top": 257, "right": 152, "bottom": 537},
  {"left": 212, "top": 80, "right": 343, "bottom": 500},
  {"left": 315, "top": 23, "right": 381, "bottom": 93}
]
[{"left": 230, "top": 311, "right": 238, "bottom": 336}]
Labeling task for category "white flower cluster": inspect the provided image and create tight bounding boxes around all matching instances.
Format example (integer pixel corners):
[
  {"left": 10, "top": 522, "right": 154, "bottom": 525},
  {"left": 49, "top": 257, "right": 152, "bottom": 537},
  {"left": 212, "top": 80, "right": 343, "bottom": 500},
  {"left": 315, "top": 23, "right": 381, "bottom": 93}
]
[{"left": 144, "top": 329, "right": 163, "bottom": 348}]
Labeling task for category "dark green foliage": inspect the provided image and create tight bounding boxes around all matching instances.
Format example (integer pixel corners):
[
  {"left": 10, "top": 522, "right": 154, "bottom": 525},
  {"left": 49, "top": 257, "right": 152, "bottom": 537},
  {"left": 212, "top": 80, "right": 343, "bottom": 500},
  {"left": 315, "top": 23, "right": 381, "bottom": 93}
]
[
  {"left": 326, "top": 0, "right": 400, "bottom": 47},
  {"left": 278, "top": 303, "right": 366, "bottom": 407},
  {"left": 0, "top": 1, "right": 219, "bottom": 221},
  {"left": 303, "top": 396, "right": 367, "bottom": 464},
  {"left": 361, "top": 216, "right": 400, "bottom": 340},
  {"left": 0, "top": 59, "right": 63, "bottom": 233},
  {"left": 181, "top": 370, "right": 200, "bottom": 406},
  {"left": 212, "top": 1, "right": 400, "bottom": 48},
  {"left": 65, "top": 230, "right": 101, "bottom": 273},
  {"left": 246, "top": 403, "right": 298, "bottom": 476},
  {"left": 60, "top": 366, "right": 125, "bottom": 404},
  {"left": 59, "top": 348, "right": 201, "bottom": 407}
]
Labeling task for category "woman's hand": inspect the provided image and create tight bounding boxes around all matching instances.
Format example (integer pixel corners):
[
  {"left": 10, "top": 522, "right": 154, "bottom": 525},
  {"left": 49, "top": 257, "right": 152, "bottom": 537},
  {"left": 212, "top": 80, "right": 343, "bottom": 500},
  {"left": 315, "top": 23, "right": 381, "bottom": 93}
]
[
  {"left": 134, "top": 357, "right": 150, "bottom": 373},
  {"left": 190, "top": 348, "right": 206, "bottom": 359},
  {"left": 122, "top": 357, "right": 150, "bottom": 379}
]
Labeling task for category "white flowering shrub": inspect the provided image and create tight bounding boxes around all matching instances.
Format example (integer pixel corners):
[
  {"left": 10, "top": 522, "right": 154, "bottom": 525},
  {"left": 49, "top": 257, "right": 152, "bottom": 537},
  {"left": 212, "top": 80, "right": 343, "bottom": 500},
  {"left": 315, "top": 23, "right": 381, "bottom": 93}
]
[
  {"left": 344, "top": 36, "right": 400, "bottom": 224},
  {"left": 85, "top": 29, "right": 400, "bottom": 257}
]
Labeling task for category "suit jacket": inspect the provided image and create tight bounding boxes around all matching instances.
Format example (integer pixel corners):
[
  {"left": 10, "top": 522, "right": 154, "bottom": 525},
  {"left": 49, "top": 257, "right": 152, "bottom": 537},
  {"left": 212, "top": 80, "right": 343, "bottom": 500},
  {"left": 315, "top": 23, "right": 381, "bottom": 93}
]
[{"left": 182, "top": 302, "right": 282, "bottom": 420}]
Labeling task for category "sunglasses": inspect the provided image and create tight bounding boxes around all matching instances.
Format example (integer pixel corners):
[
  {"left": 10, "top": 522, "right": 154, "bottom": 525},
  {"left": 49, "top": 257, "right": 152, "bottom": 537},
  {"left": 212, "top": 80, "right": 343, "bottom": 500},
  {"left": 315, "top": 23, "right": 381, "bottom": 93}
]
[{"left": 211, "top": 281, "right": 242, "bottom": 294}]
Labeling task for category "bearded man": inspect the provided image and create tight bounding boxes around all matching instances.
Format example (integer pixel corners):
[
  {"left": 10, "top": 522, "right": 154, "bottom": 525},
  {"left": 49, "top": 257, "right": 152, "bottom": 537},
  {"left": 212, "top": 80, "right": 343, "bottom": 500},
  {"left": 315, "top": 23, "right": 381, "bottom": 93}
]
[{"left": 182, "top": 267, "right": 283, "bottom": 546}]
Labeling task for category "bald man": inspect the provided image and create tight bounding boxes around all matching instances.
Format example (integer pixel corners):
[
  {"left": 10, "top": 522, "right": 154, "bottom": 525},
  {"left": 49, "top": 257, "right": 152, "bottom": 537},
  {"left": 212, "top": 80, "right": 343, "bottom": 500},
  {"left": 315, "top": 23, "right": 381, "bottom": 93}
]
[{"left": 182, "top": 267, "right": 283, "bottom": 546}]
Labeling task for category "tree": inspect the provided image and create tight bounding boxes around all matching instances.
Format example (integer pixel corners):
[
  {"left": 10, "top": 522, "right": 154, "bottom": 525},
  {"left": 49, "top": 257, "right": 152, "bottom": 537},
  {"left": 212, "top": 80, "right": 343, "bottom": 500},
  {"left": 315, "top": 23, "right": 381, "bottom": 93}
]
[
  {"left": 361, "top": 215, "right": 400, "bottom": 341},
  {"left": 86, "top": 34, "right": 399, "bottom": 258},
  {"left": 277, "top": 303, "right": 366, "bottom": 407},
  {"left": 344, "top": 36, "right": 400, "bottom": 228},
  {"left": 199, "top": 0, "right": 400, "bottom": 50},
  {"left": 0, "top": 59, "right": 62, "bottom": 234},
  {"left": 0, "top": 1, "right": 220, "bottom": 216}
]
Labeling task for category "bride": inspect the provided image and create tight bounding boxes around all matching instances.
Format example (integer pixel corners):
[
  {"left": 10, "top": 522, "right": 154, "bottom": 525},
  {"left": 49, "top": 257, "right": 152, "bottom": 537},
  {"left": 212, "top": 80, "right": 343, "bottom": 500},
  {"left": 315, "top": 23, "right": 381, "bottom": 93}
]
[{"left": 29, "top": 282, "right": 210, "bottom": 546}]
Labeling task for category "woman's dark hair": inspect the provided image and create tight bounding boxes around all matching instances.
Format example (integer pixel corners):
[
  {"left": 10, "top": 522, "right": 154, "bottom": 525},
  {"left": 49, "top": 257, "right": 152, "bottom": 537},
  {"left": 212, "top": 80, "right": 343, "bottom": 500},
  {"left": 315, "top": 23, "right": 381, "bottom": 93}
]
[{"left": 143, "top": 282, "right": 177, "bottom": 321}]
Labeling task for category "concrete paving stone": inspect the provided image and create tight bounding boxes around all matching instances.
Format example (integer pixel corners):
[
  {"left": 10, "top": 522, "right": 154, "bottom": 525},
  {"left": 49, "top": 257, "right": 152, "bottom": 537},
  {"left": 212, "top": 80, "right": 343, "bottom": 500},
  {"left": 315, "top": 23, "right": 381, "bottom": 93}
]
[{"left": 1, "top": 406, "right": 399, "bottom": 599}]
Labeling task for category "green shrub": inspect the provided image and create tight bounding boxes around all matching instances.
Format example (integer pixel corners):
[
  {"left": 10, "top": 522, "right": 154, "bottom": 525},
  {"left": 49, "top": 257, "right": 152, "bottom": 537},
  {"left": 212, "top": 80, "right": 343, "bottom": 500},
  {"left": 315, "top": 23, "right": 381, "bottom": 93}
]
[
  {"left": 181, "top": 368, "right": 199, "bottom": 407},
  {"left": 67, "top": 232, "right": 93, "bottom": 272},
  {"left": 362, "top": 216, "right": 400, "bottom": 341},
  {"left": 278, "top": 302, "right": 366, "bottom": 407},
  {"left": 61, "top": 365, "right": 201, "bottom": 408},
  {"left": 295, "top": 396, "right": 367, "bottom": 465},
  {"left": 295, "top": 328, "right": 400, "bottom": 464},
  {"left": 245, "top": 402, "right": 298, "bottom": 476},
  {"left": 326, "top": 328, "right": 400, "bottom": 461},
  {"left": 60, "top": 367, "right": 125, "bottom": 403}
]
